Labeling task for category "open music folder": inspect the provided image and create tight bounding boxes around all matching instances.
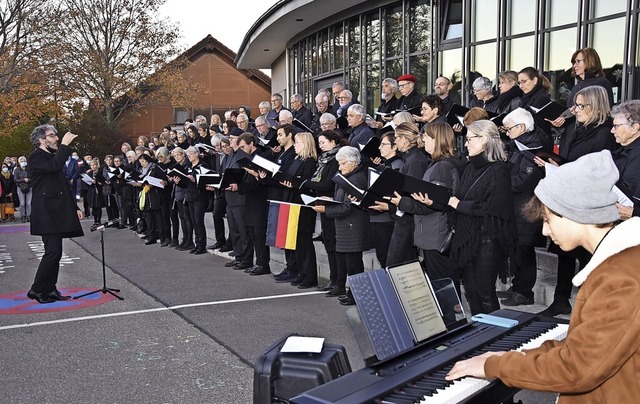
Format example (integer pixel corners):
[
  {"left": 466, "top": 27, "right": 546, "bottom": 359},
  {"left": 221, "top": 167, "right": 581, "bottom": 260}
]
[{"left": 348, "top": 261, "right": 456, "bottom": 362}]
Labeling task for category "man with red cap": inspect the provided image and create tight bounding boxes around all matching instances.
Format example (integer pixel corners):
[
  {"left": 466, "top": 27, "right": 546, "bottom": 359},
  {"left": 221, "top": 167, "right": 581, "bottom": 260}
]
[{"left": 396, "top": 73, "right": 422, "bottom": 114}]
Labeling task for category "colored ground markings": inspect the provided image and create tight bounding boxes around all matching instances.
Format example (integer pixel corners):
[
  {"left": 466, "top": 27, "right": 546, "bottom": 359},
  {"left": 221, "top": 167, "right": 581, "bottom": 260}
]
[
  {"left": 0, "top": 224, "right": 30, "bottom": 234},
  {"left": 0, "top": 288, "right": 118, "bottom": 315}
]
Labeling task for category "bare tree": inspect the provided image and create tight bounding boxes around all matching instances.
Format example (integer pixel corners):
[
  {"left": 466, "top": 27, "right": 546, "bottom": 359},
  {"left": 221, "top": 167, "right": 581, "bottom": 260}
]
[{"left": 48, "top": 0, "right": 185, "bottom": 131}]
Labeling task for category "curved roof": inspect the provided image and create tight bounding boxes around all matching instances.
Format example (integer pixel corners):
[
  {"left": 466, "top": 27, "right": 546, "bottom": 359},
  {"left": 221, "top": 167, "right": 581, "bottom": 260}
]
[{"left": 236, "top": 0, "right": 368, "bottom": 69}]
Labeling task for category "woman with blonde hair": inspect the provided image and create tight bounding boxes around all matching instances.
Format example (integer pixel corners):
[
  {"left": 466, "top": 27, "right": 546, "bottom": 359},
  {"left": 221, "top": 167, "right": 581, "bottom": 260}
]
[
  {"left": 446, "top": 120, "right": 517, "bottom": 315},
  {"left": 279, "top": 132, "right": 319, "bottom": 288},
  {"left": 390, "top": 122, "right": 464, "bottom": 282}
]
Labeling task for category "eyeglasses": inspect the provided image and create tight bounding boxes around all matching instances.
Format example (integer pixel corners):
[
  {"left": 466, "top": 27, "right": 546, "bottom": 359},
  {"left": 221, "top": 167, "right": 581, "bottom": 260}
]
[
  {"left": 45, "top": 133, "right": 58, "bottom": 138},
  {"left": 398, "top": 83, "right": 411, "bottom": 88},
  {"left": 465, "top": 135, "right": 482, "bottom": 142},
  {"left": 337, "top": 96, "right": 347, "bottom": 100},
  {"left": 505, "top": 123, "right": 522, "bottom": 132},
  {"left": 236, "top": 120, "right": 248, "bottom": 124},
  {"left": 271, "top": 99, "right": 281, "bottom": 103},
  {"left": 256, "top": 122, "right": 267, "bottom": 128},
  {"left": 380, "top": 142, "right": 393, "bottom": 147},
  {"left": 573, "top": 58, "right": 584, "bottom": 65},
  {"left": 518, "top": 79, "right": 530, "bottom": 86},
  {"left": 612, "top": 122, "right": 633, "bottom": 130},
  {"left": 573, "top": 103, "right": 590, "bottom": 110}
]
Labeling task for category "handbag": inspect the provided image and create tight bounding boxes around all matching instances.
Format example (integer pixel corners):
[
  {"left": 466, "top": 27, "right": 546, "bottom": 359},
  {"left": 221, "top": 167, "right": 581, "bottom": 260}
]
[
  {"left": 18, "top": 182, "right": 30, "bottom": 193},
  {"left": 4, "top": 196, "right": 15, "bottom": 215},
  {"left": 437, "top": 164, "right": 497, "bottom": 256}
]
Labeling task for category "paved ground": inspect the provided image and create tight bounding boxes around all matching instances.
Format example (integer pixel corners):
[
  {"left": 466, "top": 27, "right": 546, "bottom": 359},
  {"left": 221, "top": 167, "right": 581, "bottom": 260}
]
[{"left": 0, "top": 216, "right": 562, "bottom": 404}]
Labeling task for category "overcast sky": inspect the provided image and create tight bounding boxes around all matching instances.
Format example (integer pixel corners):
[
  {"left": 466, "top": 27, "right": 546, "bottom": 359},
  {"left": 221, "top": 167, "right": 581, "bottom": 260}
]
[{"left": 159, "top": 0, "right": 280, "bottom": 54}]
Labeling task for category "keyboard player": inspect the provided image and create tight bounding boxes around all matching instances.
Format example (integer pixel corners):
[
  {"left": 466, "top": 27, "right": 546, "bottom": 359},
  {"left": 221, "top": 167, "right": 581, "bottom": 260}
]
[{"left": 446, "top": 151, "right": 640, "bottom": 403}]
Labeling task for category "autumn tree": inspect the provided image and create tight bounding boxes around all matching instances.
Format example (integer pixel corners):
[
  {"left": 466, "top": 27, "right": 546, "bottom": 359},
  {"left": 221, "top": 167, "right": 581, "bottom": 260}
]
[
  {"left": 0, "top": 0, "right": 59, "bottom": 137},
  {"left": 46, "top": 0, "right": 188, "bottom": 138}
]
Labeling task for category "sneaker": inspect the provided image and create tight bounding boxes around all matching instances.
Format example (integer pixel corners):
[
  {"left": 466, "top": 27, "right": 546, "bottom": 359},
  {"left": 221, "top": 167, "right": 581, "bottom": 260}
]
[
  {"left": 273, "top": 269, "right": 290, "bottom": 280},
  {"left": 501, "top": 291, "right": 534, "bottom": 306}
]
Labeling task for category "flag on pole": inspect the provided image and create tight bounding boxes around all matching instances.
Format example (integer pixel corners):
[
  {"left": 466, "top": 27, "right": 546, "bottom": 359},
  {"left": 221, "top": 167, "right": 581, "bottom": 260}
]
[{"left": 266, "top": 200, "right": 301, "bottom": 249}]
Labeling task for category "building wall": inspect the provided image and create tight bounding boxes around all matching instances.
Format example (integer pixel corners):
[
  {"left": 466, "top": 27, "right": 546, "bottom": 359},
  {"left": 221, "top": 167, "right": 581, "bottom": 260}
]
[
  {"left": 120, "top": 50, "right": 271, "bottom": 138},
  {"left": 280, "top": 0, "right": 634, "bottom": 115}
]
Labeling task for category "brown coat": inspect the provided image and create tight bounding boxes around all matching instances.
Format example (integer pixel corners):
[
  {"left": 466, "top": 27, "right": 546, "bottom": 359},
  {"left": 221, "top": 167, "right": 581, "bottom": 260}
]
[{"left": 485, "top": 218, "right": 640, "bottom": 403}]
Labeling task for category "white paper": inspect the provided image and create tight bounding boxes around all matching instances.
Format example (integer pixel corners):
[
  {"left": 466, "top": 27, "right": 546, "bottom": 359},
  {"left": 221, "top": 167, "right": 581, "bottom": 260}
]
[
  {"left": 514, "top": 139, "right": 542, "bottom": 152},
  {"left": 252, "top": 154, "right": 281, "bottom": 174},
  {"left": 613, "top": 186, "right": 634, "bottom": 207},
  {"left": 280, "top": 336, "right": 325, "bottom": 353},
  {"left": 143, "top": 175, "right": 165, "bottom": 188},
  {"left": 81, "top": 173, "right": 95, "bottom": 185}
]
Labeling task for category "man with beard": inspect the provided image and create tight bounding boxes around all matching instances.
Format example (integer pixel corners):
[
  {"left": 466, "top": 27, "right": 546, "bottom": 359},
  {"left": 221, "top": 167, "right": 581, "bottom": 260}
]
[{"left": 26, "top": 125, "right": 84, "bottom": 304}]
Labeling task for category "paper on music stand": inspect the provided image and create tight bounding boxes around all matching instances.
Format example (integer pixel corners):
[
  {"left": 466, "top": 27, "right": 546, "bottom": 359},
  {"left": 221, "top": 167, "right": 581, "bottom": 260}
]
[{"left": 280, "top": 336, "right": 325, "bottom": 353}]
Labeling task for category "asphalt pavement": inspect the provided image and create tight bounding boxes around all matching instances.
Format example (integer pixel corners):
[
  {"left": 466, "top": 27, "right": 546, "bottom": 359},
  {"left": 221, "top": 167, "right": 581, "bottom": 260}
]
[{"left": 0, "top": 216, "right": 559, "bottom": 404}]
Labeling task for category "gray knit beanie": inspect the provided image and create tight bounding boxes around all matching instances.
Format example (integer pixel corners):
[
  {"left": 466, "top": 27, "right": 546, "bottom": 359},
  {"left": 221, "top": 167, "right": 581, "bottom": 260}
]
[{"left": 534, "top": 150, "right": 620, "bottom": 224}]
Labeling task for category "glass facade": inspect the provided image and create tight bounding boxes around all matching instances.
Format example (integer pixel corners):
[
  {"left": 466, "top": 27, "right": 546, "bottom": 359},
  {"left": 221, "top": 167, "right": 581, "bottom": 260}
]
[{"left": 287, "top": 0, "right": 635, "bottom": 114}]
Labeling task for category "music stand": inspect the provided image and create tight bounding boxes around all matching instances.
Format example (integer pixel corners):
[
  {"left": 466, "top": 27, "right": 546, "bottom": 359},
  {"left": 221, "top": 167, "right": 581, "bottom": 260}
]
[{"left": 74, "top": 221, "right": 123, "bottom": 300}]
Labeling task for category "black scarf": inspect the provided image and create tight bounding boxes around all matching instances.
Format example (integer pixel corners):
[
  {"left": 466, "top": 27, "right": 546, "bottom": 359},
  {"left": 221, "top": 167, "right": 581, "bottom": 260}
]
[
  {"left": 520, "top": 82, "right": 545, "bottom": 108},
  {"left": 495, "top": 85, "right": 523, "bottom": 111}
]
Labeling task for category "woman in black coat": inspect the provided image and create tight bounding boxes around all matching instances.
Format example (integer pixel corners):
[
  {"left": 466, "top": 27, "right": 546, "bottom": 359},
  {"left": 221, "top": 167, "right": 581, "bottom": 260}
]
[
  {"left": 518, "top": 67, "right": 553, "bottom": 142},
  {"left": 534, "top": 85, "right": 618, "bottom": 317},
  {"left": 495, "top": 71, "right": 523, "bottom": 115},
  {"left": 500, "top": 108, "right": 550, "bottom": 307},
  {"left": 611, "top": 100, "right": 640, "bottom": 220},
  {"left": 302, "top": 130, "right": 344, "bottom": 291},
  {"left": 370, "top": 122, "right": 429, "bottom": 266},
  {"left": 0, "top": 162, "right": 15, "bottom": 222},
  {"left": 86, "top": 159, "right": 105, "bottom": 227},
  {"left": 174, "top": 146, "right": 208, "bottom": 254},
  {"left": 315, "top": 146, "right": 371, "bottom": 305},
  {"left": 447, "top": 120, "right": 517, "bottom": 315},
  {"left": 137, "top": 153, "right": 167, "bottom": 245},
  {"left": 280, "top": 132, "right": 318, "bottom": 288}
]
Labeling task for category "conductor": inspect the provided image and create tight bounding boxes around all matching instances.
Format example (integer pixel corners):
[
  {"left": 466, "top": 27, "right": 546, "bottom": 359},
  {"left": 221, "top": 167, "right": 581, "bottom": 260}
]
[{"left": 27, "top": 125, "right": 84, "bottom": 304}]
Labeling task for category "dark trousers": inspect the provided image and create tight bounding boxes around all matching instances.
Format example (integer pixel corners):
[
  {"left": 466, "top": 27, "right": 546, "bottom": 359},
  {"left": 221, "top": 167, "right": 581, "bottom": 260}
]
[
  {"left": 176, "top": 200, "right": 193, "bottom": 245},
  {"left": 295, "top": 230, "right": 317, "bottom": 285},
  {"left": 212, "top": 192, "right": 227, "bottom": 244},
  {"left": 144, "top": 209, "right": 164, "bottom": 240},
  {"left": 92, "top": 206, "right": 102, "bottom": 224},
  {"left": 461, "top": 239, "right": 505, "bottom": 315},
  {"left": 386, "top": 216, "right": 417, "bottom": 266},
  {"left": 554, "top": 248, "right": 590, "bottom": 302},
  {"left": 320, "top": 215, "right": 337, "bottom": 283},
  {"left": 31, "top": 234, "right": 63, "bottom": 293},
  {"left": 103, "top": 194, "right": 118, "bottom": 220},
  {"left": 371, "top": 221, "right": 394, "bottom": 267},
  {"left": 227, "top": 204, "right": 252, "bottom": 265},
  {"left": 170, "top": 204, "right": 179, "bottom": 242},
  {"left": 188, "top": 199, "right": 207, "bottom": 249},
  {"left": 159, "top": 195, "right": 172, "bottom": 241},
  {"left": 285, "top": 249, "right": 297, "bottom": 275},
  {"left": 248, "top": 225, "right": 270, "bottom": 268},
  {"left": 335, "top": 251, "right": 364, "bottom": 290},
  {"left": 511, "top": 244, "right": 538, "bottom": 299}
]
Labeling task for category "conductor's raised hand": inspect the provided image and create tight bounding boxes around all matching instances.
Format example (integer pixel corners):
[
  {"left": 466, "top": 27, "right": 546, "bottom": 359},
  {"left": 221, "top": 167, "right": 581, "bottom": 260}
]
[{"left": 61, "top": 132, "right": 78, "bottom": 146}]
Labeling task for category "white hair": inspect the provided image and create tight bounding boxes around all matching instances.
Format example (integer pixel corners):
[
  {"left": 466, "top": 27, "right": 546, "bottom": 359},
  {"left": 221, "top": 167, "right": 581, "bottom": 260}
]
[{"left": 504, "top": 108, "right": 535, "bottom": 132}]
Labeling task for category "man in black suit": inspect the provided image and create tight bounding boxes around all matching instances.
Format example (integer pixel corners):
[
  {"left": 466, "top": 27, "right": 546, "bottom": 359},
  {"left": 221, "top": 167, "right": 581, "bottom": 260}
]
[
  {"left": 27, "top": 125, "right": 84, "bottom": 304},
  {"left": 396, "top": 73, "right": 422, "bottom": 113},
  {"left": 290, "top": 93, "right": 313, "bottom": 130},
  {"left": 237, "top": 133, "right": 271, "bottom": 275}
]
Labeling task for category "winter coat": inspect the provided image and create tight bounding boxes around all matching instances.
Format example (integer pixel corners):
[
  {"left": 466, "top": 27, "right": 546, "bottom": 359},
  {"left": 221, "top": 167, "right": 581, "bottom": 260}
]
[
  {"left": 398, "top": 156, "right": 464, "bottom": 250},
  {"left": 559, "top": 119, "right": 617, "bottom": 163},
  {"left": 485, "top": 218, "right": 640, "bottom": 404},
  {"left": 520, "top": 82, "right": 553, "bottom": 139},
  {"left": 567, "top": 73, "right": 614, "bottom": 108},
  {"left": 281, "top": 156, "right": 317, "bottom": 233},
  {"left": 507, "top": 129, "right": 549, "bottom": 245},
  {"left": 27, "top": 145, "right": 83, "bottom": 238},
  {"left": 324, "top": 165, "right": 372, "bottom": 253}
]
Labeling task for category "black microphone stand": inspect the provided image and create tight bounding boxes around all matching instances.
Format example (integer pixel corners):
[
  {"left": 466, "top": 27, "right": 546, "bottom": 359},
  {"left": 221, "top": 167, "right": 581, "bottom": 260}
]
[{"left": 74, "top": 221, "right": 123, "bottom": 300}]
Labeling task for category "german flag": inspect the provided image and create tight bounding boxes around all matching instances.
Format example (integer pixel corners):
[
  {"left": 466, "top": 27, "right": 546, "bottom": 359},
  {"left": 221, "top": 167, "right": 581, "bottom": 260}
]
[{"left": 266, "top": 201, "right": 301, "bottom": 250}]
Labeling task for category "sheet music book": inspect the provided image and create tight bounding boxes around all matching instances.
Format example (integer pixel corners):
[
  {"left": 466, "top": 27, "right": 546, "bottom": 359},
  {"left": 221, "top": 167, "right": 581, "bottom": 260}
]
[
  {"left": 167, "top": 163, "right": 189, "bottom": 178},
  {"left": 515, "top": 140, "right": 567, "bottom": 165},
  {"left": 446, "top": 104, "right": 469, "bottom": 127},
  {"left": 238, "top": 155, "right": 281, "bottom": 176},
  {"left": 81, "top": 173, "right": 95, "bottom": 185},
  {"left": 196, "top": 172, "right": 221, "bottom": 188},
  {"left": 293, "top": 118, "right": 313, "bottom": 133},
  {"left": 257, "top": 135, "right": 278, "bottom": 148},
  {"left": 142, "top": 175, "right": 165, "bottom": 189},
  {"left": 393, "top": 105, "right": 422, "bottom": 115},
  {"left": 358, "top": 136, "right": 382, "bottom": 159},
  {"left": 529, "top": 100, "right": 572, "bottom": 121},
  {"left": 349, "top": 260, "right": 447, "bottom": 360},
  {"left": 272, "top": 171, "right": 307, "bottom": 189},
  {"left": 300, "top": 194, "right": 342, "bottom": 206},
  {"left": 213, "top": 168, "right": 244, "bottom": 189},
  {"left": 331, "top": 173, "right": 366, "bottom": 200}
]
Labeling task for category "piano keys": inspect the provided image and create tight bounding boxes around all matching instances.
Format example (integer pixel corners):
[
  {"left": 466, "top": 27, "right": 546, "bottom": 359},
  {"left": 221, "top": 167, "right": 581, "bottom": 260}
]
[{"left": 291, "top": 309, "right": 568, "bottom": 404}]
